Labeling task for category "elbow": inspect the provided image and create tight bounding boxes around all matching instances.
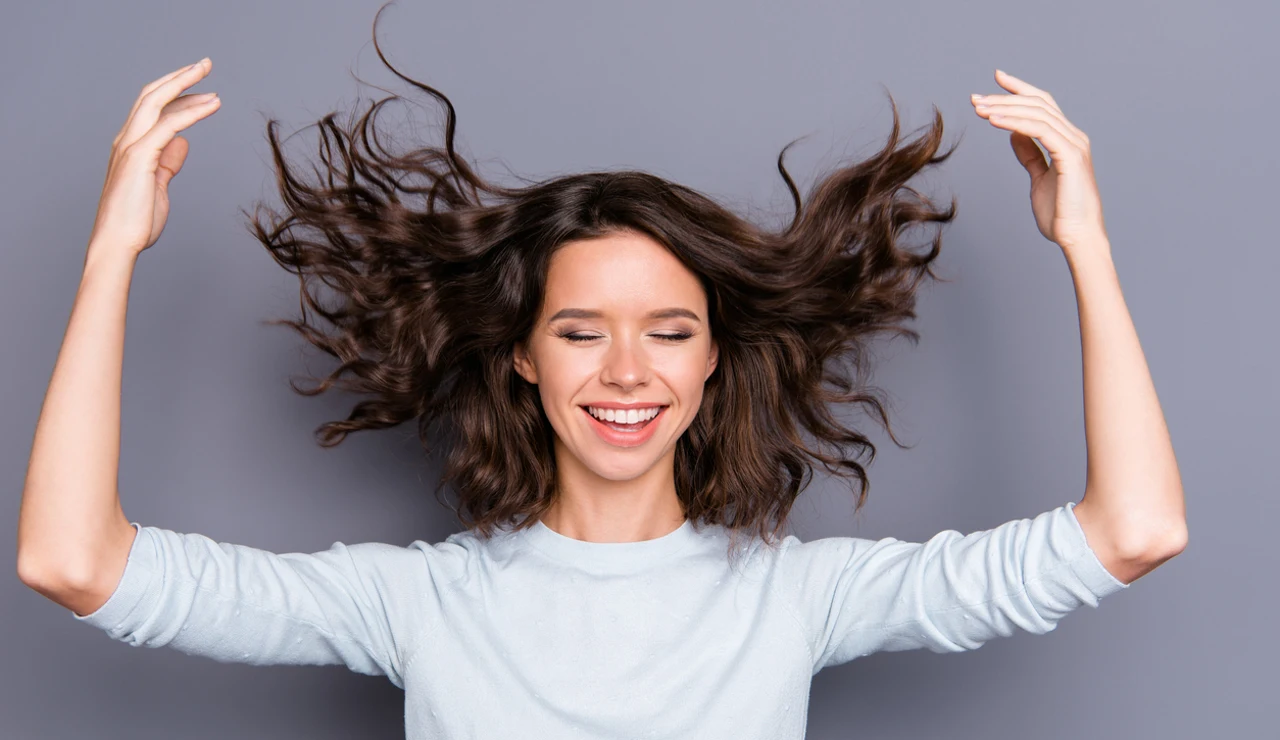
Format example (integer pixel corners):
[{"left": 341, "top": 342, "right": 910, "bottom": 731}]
[
  {"left": 1091, "top": 487, "right": 1188, "bottom": 561},
  {"left": 16, "top": 552, "right": 72, "bottom": 591},
  {"left": 19, "top": 556, "right": 118, "bottom": 618},
  {"left": 1118, "top": 520, "right": 1187, "bottom": 584},
  {"left": 17, "top": 547, "right": 98, "bottom": 593},
  {"left": 16, "top": 555, "right": 45, "bottom": 590},
  {"left": 1131, "top": 517, "right": 1189, "bottom": 561},
  {"left": 1163, "top": 521, "right": 1189, "bottom": 556}
]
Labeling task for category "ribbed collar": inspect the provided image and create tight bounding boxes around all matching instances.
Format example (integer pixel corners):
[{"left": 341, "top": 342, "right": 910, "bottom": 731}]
[{"left": 518, "top": 517, "right": 701, "bottom": 572}]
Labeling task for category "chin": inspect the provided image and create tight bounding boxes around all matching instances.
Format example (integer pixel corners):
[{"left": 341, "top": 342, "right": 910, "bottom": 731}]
[{"left": 581, "top": 455, "right": 661, "bottom": 481}]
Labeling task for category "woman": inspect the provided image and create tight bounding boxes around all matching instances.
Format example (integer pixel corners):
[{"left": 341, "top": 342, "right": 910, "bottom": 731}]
[{"left": 17, "top": 10, "right": 1186, "bottom": 738}]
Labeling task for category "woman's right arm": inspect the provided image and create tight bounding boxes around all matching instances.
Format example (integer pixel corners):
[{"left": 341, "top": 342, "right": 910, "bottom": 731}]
[
  {"left": 17, "top": 57, "right": 221, "bottom": 605},
  {"left": 14, "top": 61, "right": 461, "bottom": 688}
]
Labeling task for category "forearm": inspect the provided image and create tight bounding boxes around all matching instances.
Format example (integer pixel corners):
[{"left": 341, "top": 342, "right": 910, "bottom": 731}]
[
  {"left": 1065, "top": 238, "right": 1187, "bottom": 557},
  {"left": 18, "top": 244, "right": 138, "bottom": 586}
]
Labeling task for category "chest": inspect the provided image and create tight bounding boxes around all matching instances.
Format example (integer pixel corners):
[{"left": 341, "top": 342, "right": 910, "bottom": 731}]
[{"left": 402, "top": 567, "right": 815, "bottom": 736}]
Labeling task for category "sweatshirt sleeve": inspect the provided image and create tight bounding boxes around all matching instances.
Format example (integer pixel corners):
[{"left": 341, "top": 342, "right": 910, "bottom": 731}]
[
  {"left": 782, "top": 501, "right": 1130, "bottom": 672},
  {"left": 71, "top": 522, "right": 468, "bottom": 688}
]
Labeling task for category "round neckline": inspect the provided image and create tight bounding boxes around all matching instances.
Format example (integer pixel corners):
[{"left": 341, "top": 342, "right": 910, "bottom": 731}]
[{"left": 521, "top": 517, "right": 699, "bottom": 571}]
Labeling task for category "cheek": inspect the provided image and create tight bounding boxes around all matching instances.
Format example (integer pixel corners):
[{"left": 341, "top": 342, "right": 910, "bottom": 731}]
[
  {"left": 534, "top": 352, "right": 594, "bottom": 400},
  {"left": 663, "top": 350, "right": 712, "bottom": 384},
  {"left": 670, "top": 365, "right": 708, "bottom": 396},
  {"left": 530, "top": 344, "right": 711, "bottom": 403}
]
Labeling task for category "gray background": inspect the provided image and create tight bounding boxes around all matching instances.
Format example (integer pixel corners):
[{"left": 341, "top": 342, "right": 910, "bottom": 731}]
[{"left": 3, "top": 0, "right": 1272, "bottom": 738}]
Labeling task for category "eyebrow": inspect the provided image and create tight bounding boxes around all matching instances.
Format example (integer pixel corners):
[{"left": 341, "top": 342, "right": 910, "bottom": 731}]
[{"left": 547, "top": 307, "right": 702, "bottom": 323}]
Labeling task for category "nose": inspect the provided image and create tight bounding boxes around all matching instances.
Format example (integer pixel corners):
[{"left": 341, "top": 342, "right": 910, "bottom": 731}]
[{"left": 599, "top": 335, "right": 651, "bottom": 390}]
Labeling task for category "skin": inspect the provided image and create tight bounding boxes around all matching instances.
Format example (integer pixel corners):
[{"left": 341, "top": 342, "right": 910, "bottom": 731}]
[
  {"left": 968, "top": 69, "right": 1187, "bottom": 582},
  {"left": 513, "top": 232, "right": 718, "bottom": 543},
  {"left": 510, "top": 68, "right": 1192, "bottom": 576},
  {"left": 18, "top": 61, "right": 1186, "bottom": 618},
  {"left": 17, "top": 57, "right": 219, "bottom": 614}
]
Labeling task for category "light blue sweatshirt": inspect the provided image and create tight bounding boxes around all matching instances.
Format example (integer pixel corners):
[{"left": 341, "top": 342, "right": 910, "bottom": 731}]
[{"left": 73, "top": 500, "right": 1127, "bottom": 738}]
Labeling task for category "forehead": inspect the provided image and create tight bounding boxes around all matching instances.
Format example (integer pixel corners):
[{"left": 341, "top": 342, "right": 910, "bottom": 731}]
[{"left": 542, "top": 231, "right": 706, "bottom": 313}]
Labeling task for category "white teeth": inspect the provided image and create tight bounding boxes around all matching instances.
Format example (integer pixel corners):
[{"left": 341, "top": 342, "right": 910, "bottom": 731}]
[{"left": 586, "top": 406, "right": 662, "bottom": 423}]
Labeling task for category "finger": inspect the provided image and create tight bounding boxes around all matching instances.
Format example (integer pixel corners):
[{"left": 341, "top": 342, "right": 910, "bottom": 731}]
[
  {"left": 155, "top": 135, "right": 190, "bottom": 190},
  {"left": 974, "top": 102, "right": 1087, "bottom": 150},
  {"left": 992, "top": 69, "right": 1065, "bottom": 114},
  {"left": 113, "top": 59, "right": 209, "bottom": 152},
  {"left": 1009, "top": 131, "right": 1050, "bottom": 180},
  {"left": 127, "top": 59, "right": 209, "bottom": 125},
  {"left": 126, "top": 94, "right": 220, "bottom": 168},
  {"left": 115, "top": 58, "right": 212, "bottom": 152},
  {"left": 971, "top": 93, "right": 1088, "bottom": 143},
  {"left": 984, "top": 113, "right": 1083, "bottom": 169},
  {"left": 104, "top": 93, "right": 219, "bottom": 192},
  {"left": 104, "top": 61, "right": 206, "bottom": 196}
]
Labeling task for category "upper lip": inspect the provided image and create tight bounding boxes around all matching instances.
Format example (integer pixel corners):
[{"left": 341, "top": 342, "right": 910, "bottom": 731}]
[{"left": 580, "top": 401, "right": 669, "bottom": 409}]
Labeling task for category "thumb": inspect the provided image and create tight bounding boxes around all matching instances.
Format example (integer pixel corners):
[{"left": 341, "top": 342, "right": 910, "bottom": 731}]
[
  {"left": 1009, "top": 131, "right": 1049, "bottom": 180},
  {"left": 155, "top": 135, "right": 190, "bottom": 190}
]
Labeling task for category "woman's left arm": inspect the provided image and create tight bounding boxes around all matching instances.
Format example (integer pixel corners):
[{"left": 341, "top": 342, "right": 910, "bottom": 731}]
[
  {"left": 1064, "top": 242, "right": 1187, "bottom": 582},
  {"left": 972, "top": 69, "right": 1188, "bottom": 584}
]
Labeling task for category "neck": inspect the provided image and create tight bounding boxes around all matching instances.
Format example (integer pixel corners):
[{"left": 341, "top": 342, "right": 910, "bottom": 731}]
[{"left": 542, "top": 438, "right": 686, "bottom": 543}]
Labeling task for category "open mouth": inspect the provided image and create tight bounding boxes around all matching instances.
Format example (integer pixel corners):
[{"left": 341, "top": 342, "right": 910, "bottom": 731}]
[{"left": 580, "top": 405, "right": 668, "bottom": 433}]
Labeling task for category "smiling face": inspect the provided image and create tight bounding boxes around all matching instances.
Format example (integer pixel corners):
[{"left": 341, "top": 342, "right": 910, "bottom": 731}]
[{"left": 513, "top": 230, "right": 718, "bottom": 488}]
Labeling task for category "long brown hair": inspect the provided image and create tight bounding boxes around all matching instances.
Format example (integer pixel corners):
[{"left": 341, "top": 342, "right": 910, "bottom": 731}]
[{"left": 243, "top": 2, "right": 959, "bottom": 549}]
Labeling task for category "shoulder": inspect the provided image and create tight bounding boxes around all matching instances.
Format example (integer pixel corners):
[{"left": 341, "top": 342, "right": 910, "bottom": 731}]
[
  {"left": 337, "top": 525, "right": 507, "bottom": 593},
  {"left": 710, "top": 524, "right": 879, "bottom": 585},
  {"left": 762, "top": 529, "right": 904, "bottom": 600},
  {"left": 769, "top": 528, "right": 877, "bottom": 568}
]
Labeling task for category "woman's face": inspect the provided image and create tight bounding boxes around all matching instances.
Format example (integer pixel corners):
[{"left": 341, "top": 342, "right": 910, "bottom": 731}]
[{"left": 513, "top": 230, "right": 718, "bottom": 483}]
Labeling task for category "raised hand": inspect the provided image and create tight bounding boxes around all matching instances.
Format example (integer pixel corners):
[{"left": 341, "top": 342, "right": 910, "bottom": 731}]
[
  {"left": 87, "top": 57, "right": 220, "bottom": 260},
  {"left": 971, "top": 69, "right": 1107, "bottom": 254}
]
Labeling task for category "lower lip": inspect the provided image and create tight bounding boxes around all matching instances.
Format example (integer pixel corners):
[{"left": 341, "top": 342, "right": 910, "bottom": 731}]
[{"left": 581, "top": 406, "right": 668, "bottom": 448}]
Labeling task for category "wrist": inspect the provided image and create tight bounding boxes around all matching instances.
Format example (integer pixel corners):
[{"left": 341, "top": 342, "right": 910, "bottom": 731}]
[
  {"left": 83, "top": 241, "right": 140, "bottom": 275},
  {"left": 1061, "top": 235, "right": 1113, "bottom": 272}
]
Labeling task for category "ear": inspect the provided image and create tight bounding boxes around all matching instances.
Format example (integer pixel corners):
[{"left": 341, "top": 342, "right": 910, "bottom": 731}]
[
  {"left": 513, "top": 341, "right": 538, "bottom": 384},
  {"left": 705, "top": 337, "right": 719, "bottom": 379}
]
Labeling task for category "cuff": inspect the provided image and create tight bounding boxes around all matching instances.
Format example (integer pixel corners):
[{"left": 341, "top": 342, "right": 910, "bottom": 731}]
[
  {"left": 1062, "top": 501, "right": 1130, "bottom": 597},
  {"left": 71, "top": 522, "right": 160, "bottom": 636}
]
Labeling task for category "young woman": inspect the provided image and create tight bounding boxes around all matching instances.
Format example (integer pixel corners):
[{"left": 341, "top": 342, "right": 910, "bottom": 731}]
[{"left": 18, "top": 11, "right": 1186, "bottom": 738}]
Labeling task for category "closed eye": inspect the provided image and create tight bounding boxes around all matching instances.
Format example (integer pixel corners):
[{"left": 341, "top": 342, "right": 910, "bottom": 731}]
[{"left": 560, "top": 333, "right": 693, "bottom": 343}]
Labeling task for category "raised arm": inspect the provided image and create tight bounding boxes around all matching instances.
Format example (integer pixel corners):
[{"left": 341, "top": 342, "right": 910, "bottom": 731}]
[
  {"left": 18, "top": 57, "right": 221, "bottom": 600},
  {"left": 969, "top": 69, "right": 1187, "bottom": 574},
  {"left": 66, "top": 520, "right": 464, "bottom": 688},
  {"left": 784, "top": 70, "right": 1189, "bottom": 675},
  {"left": 15, "top": 58, "right": 462, "bottom": 687},
  {"left": 782, "top": 501, "right": 1130, "bottom": 672}
]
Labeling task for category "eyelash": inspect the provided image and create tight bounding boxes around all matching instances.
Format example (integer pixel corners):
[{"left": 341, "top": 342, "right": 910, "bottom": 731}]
[{"left": 559, "top": 332, "right": 693, "bottom": 343}]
